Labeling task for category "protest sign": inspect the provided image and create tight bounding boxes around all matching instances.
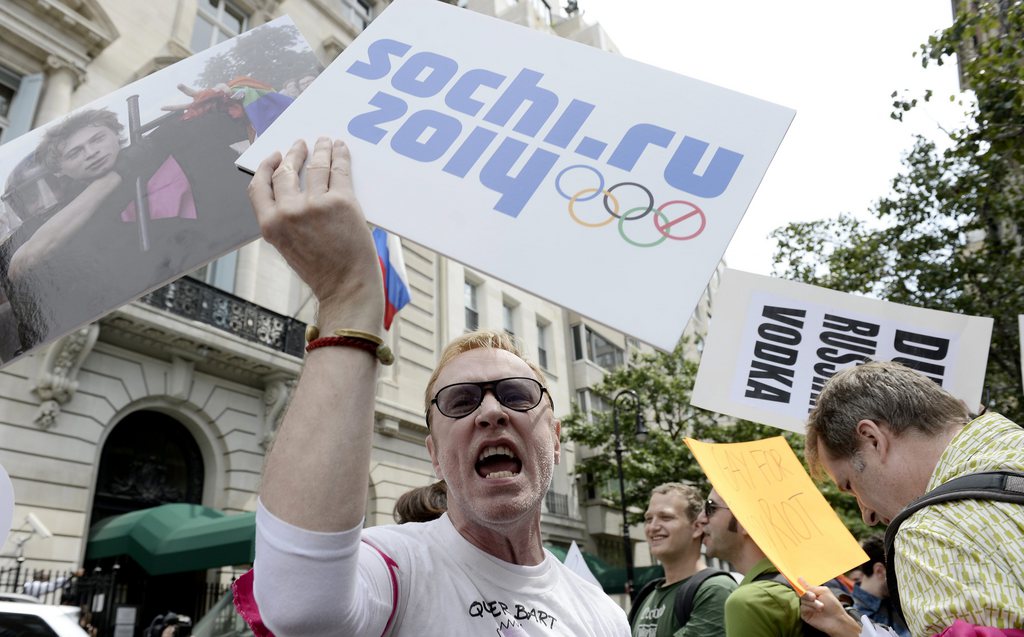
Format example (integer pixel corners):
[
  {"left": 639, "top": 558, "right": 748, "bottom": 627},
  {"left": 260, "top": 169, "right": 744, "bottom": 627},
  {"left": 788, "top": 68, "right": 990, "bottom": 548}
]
[
  {"left": 692, "top": 269, "right": 993, "bottom": 433},
  {"left": 0, "top": 17, "right": 319, "bottom": 367},
  {"left": 237, "top": 0, "right": 795, "bottom": 351},
  {"left": 685, "top": 436, "right": 867, "bottom": 591}
]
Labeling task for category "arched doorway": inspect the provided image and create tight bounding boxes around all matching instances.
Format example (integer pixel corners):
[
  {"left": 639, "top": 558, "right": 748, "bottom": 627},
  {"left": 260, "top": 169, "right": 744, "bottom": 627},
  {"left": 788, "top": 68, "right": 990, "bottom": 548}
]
[
  {"left": 92, "top": 410, "right": 205, "bottom": 524},
  {"left": 88, "top": 410, "right": 207, "bottom": 633}
]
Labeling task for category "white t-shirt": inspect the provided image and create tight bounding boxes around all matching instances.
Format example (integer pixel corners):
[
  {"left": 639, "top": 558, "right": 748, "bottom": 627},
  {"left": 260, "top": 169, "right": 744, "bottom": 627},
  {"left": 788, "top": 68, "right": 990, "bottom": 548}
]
[{"left": 252, "top": 502, "right": 629, "bottom": 636}]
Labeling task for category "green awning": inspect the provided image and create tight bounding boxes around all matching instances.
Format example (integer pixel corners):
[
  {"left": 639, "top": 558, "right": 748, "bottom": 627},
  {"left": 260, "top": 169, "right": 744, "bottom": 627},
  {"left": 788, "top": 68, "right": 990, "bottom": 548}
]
[
  {"left": 86, "top": 504, "right": 255, "bottom": 576},
  {"left": 544, "top": 544, "right": 664, "bottom": 595}
]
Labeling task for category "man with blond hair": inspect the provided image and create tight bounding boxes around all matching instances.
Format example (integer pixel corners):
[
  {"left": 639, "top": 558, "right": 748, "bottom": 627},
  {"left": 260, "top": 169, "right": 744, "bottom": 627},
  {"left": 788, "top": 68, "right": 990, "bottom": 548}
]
[
  {"left": 231, "top": 138, "right": 629, "bottom": 636},
  {"left": 806, "top": 360, "right": 1024, "bottom": 635},
  {"left": 630, "top": 483, "right": 735, "bottom": 637}
]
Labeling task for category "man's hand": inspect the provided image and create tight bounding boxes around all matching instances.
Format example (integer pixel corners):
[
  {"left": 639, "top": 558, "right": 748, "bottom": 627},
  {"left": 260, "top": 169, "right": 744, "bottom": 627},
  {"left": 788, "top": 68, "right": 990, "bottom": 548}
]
[
  {"left": 798, "top": 577, "right": 861, "bottom": 637},
  {"left": 160, "top": 83, "right": 233, "bottom": 112},
  {"left": 248, "top": 137, "right": 384, "bottom": 334}
]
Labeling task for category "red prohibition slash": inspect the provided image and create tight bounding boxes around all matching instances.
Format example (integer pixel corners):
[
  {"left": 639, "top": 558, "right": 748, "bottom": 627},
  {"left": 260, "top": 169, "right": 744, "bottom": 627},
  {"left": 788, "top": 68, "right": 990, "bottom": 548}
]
[{"left": 654, "top": 200, "right": 706, "bottom": 240}]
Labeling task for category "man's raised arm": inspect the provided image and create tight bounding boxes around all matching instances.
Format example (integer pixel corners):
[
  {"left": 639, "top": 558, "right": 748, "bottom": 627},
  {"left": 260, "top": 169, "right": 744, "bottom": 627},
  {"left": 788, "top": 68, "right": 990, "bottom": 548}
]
[{"left": 249, "top": 137, "right": 384, "bottom": 532}]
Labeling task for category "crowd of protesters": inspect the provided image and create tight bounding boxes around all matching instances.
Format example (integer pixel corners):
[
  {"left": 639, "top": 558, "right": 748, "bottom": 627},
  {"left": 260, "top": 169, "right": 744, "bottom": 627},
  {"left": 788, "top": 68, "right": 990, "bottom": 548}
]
[{"left": 223, "top": 138, "right": 1023, "bottom": 637}]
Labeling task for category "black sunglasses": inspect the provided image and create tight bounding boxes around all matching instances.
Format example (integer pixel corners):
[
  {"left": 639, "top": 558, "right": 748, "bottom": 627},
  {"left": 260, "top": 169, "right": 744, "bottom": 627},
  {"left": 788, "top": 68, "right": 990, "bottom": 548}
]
[
  {"left": 428, "top": 377, "right": 551, "bottom": 424},
  {"left": 704, "top": 498, "right": 730, "bottom": 519}
]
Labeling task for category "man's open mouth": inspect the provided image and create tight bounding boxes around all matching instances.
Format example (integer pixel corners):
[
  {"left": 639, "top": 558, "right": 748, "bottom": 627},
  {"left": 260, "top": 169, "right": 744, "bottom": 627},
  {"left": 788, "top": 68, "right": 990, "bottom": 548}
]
[{"left": 476, "top": 445, "right": 522, "bottom": 479}]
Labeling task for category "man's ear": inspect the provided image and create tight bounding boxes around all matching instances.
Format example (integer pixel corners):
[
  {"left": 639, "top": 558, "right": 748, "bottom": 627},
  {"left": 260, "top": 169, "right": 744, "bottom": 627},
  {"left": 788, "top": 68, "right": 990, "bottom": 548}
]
[
  {"left": 690, "top": 518, "right": 704, "bottom": 540},
  {"left": 425, "top": 434, "right": 443, "bottom": 479},
  {"left": 872, "top": 561, "right": 886, "bottom": 579},
  {"left": 552, "top": 419, "right": 561, "bottom": 465},
  {"left": 855, "top": 419, "right": 891, "bottom": 460}
]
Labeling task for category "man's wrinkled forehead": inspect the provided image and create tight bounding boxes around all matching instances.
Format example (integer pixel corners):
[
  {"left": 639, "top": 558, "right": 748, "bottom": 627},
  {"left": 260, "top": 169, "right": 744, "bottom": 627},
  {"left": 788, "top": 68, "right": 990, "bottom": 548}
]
[{"left": 432, "top": 347, "right": 536, "bottom": 390}]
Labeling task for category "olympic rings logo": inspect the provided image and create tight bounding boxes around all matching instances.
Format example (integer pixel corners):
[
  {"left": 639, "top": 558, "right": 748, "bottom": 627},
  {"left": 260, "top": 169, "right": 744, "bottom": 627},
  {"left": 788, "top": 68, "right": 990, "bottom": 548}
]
[{"left": 554, "top": 164, "right": 707, "bottom": 248}]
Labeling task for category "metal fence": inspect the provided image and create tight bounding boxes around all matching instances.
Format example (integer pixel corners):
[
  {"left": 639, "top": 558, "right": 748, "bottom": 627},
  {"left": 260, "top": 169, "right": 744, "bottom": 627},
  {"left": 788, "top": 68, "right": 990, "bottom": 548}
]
[{"left": 0, "top": 563, "right": 231, "bottom": 636}]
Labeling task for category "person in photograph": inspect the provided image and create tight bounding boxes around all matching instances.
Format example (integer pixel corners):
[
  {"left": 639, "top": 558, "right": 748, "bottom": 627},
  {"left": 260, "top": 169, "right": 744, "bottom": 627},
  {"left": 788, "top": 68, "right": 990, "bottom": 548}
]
[{"left": 0, "top": 91, "right": 253, "bottom": 355}]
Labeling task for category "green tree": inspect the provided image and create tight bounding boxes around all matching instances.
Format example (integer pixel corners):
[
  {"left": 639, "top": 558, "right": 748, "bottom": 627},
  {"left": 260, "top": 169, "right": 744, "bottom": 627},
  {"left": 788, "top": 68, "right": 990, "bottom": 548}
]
[
  {"left": 561, "top": 343, "right": 872, "bottom": 538},
  {"left": 771, "top": 1, "right": 1024, "bottom": 421},
  {"left": 198, "top": 23, "right": 321, "bottom": 90}
]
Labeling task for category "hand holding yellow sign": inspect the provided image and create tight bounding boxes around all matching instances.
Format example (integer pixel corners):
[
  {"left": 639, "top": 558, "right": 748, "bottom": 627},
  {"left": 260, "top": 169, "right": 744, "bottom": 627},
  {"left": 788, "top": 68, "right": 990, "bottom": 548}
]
[{"left": 684, "top": 436, "right": 867, "bottom": 593}]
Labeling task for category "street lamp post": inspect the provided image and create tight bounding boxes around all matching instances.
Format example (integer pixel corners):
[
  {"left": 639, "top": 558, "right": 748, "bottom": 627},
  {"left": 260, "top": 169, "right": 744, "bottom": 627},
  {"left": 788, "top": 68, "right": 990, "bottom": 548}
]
[{"left": 612, "top": 389, "right": 648, "bottom": 600}]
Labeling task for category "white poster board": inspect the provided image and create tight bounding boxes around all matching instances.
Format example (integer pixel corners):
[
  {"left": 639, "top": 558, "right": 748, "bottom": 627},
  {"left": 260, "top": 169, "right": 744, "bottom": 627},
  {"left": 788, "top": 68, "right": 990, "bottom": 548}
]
[
  {"left": 238, "top": 0, "right": 795, "bottom": 351},
  {"left": 692, "top": 269, "right": 993, "bottom": 433},
  {"left": 0, "top": 17, "right": 319, "bottom": 367}
]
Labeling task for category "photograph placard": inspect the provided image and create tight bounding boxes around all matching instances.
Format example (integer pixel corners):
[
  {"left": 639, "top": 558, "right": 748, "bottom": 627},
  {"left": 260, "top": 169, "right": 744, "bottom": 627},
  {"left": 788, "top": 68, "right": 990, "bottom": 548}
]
[{"left": 0, "top": 17, "right": 319, "bottom": 366}]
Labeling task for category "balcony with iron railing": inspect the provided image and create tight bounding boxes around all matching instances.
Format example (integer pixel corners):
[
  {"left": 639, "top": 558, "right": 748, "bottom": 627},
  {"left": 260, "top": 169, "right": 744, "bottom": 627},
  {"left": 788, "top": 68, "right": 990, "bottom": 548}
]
[{"left": 138, "top": 276, "right": 306, "bottom": 357}]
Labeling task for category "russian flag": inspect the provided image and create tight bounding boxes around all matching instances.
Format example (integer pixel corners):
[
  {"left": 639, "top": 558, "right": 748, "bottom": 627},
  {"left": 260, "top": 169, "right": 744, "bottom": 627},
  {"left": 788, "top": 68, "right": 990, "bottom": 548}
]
[{"left": 372, "top": 228, "right": 412, "bottom": 330}]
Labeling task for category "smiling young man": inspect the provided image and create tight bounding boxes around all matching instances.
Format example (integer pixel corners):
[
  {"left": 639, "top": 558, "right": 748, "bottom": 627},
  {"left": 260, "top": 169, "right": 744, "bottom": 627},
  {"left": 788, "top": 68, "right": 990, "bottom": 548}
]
[
  {"left": 233, "top": 138, "right": 630, "bottom": 636},
  {"left": 629, "top": 483, "right": 735, "bottom": 637},
  {"left": 806, "top": 360, "right": 1024, "bottom": 636}
]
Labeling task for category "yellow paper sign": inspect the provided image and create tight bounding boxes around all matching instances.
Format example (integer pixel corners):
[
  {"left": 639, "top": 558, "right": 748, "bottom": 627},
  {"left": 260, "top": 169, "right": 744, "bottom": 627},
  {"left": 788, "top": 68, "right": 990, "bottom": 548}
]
[{"left": 685, "top": 436, "right": 867, "bottom": 592}]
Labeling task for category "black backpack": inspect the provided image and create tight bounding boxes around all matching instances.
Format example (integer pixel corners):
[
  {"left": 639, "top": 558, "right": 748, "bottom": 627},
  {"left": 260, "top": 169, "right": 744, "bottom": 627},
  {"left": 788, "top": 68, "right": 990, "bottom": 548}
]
[
  {"left": 628, "top": 568, "right": 734, "bottom": 628},
  {"left": 752, "top": 572, "right": 861, "bottom": 637},
  {"left": 883, "top": 470, "right": 1024, "bottom": 625}
]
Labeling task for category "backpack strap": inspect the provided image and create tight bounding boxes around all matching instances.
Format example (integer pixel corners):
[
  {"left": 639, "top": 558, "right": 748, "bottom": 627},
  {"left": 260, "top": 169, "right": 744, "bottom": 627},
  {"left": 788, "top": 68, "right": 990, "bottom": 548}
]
[
  {"left": 627, "top": 577, "right": 665, "bottom": 625},
  {"left": 884, "top": 470, "right": 1024, "bottom": 625},
  {"left": 674, "top": 568, "right": 734, "bottom": 626}
]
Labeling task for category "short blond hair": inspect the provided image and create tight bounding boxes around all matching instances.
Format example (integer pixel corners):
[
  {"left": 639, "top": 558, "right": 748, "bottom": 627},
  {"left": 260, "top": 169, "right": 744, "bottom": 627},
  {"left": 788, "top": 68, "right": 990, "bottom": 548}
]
[
  {"left": 424, "top": 329, "right": 549, "bottom": 427},
  {"left": 650, "top": 482, "right": 703, "bottom": 523}
]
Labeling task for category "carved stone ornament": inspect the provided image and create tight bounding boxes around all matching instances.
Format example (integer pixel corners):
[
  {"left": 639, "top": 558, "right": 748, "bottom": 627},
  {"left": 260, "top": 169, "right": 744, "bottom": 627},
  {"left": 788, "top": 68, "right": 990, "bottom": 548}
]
[
  {"left": 32, "top": 324, "right": 100, "bottom": 429},
  {"left": 261, "top": 374, "right": 296, "bottom": 449}
]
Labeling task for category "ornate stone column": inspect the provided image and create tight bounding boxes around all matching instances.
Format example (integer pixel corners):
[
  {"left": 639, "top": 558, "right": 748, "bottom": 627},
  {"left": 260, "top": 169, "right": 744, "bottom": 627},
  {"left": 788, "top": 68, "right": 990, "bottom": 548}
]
[{"left": 34, "top": 57, "right": 85, "bottom": 126}]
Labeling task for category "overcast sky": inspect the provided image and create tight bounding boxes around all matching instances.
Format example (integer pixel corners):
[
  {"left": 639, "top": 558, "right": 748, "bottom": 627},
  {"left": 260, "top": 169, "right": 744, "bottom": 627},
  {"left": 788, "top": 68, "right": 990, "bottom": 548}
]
[{"left": 578, "top": 0, "right": 968, "bottom": 277}]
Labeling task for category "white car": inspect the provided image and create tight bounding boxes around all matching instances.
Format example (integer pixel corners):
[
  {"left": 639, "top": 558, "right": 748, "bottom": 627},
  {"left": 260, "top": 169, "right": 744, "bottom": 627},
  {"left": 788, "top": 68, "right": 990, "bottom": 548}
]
[
  {"left": 0, "top": 593, "right": 42, "bottom": 604},
  {"left": 0, "top": 601, "right": 88, "bottom": 637}
]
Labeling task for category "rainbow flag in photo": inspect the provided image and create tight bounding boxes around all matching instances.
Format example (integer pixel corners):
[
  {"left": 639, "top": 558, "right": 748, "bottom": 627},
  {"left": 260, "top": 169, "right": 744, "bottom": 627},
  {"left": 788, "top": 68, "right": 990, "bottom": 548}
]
[
  {"left": 372, "top": 228, "right": 412, "bottom": 331},
  {"left": 228, "top": 77, "right": 295, "bottom": 136}
]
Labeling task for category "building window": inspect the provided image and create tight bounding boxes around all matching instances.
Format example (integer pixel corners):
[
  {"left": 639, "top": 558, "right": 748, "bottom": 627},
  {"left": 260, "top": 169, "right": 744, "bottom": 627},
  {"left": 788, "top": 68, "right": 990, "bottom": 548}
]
[
  {"left": 0, "top": 67, "right": 43, "bottom": 144},
  {"left": 537, "top": 320, "right": 549, "bottom": 369},
  {"left": 575, "top": 388, "right": 609, "bottom": 423},
  {"left": 340, "top": 0, "right": 376, "bottom": 30},
  {"left": 189, "top": 250, "right": 238, "bottom": 293},
  {"left": 191, "top": 0, "right": 249, "bottom": 52},
  {"left": 464, "top": 281, "right": 479, "bottom": 331},
  {"left": 502, "top": 301, "right": 516, "bottom": 336},
  {"left": 0, "top": 71, "right": 16, "bottom": 140},
  {"left": 544, "top": 490, "right": 570, "bottom": 516},
  {"left": 571, "top": 324, "right": 624, "bottom": 370}
]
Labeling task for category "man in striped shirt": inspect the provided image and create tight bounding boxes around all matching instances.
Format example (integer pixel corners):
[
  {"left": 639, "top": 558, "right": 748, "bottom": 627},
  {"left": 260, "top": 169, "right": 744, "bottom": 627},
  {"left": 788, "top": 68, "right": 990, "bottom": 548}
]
[{"left": 805, "top": 361, "right": 1024, "bottom": 636}]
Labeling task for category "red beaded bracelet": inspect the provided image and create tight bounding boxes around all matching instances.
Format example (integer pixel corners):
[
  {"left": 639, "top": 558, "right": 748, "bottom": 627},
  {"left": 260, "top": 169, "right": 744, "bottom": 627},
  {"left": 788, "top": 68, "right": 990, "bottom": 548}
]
[{"left": 304, "top": 328, "right": 395, "bottom": 365}]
